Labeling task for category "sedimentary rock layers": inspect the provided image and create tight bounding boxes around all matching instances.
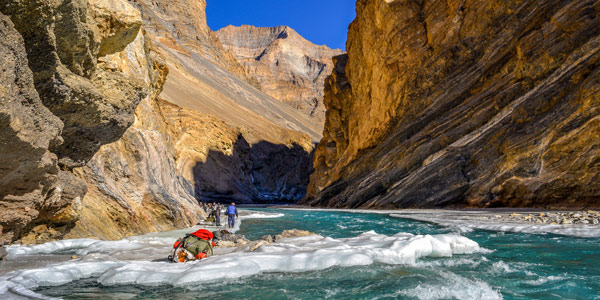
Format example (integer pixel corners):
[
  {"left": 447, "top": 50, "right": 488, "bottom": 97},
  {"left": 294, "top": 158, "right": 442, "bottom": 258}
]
[
  {"left": 304, "top": 0, "right": 600, "bottom": 209},
  {"left": 217, "top": 25, "right": 343, "bottom": 123}
]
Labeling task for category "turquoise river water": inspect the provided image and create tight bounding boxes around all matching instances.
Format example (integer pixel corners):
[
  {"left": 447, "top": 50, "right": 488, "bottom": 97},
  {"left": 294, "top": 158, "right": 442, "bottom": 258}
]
[{"left": 1, "top": 208, "right": 599, "bottom": 299}]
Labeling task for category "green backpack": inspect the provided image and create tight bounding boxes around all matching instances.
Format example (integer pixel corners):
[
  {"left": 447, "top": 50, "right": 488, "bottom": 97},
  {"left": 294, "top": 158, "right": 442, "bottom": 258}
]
[{"left": 183, "top": 235, "right": 213, "bottom": 256}]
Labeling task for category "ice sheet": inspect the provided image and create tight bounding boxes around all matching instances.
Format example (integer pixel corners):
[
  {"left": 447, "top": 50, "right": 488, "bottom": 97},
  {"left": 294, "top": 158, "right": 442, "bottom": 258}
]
[{"left": 1, "top": 231, "right": 480, "bottom": 294}]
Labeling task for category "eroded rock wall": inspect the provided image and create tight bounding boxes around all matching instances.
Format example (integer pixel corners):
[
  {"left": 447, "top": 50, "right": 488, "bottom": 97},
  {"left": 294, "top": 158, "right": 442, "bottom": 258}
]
[
  {"left": 63, "top": 0, "right": 318, "bottom": 239},
  {"left": 304, "top": 0, "right": 600, "bottom": 209},
  {"left": 0, "top": 0, "right": 171, "bottom": 244},
  {"left": 0, "top": 12, "right": 64, "bottom": 244},
  {"left": 1, "top": 0, "right": 149, "bottom": 168},
  {"left": 217, "top": 25, "right": 343, "bottom": 123},
  {"left": 127, "top": 0, "right": 318, "bottom": 202},
  {"left": 65, "top": 97, "right": 207, "bottom": 240}
]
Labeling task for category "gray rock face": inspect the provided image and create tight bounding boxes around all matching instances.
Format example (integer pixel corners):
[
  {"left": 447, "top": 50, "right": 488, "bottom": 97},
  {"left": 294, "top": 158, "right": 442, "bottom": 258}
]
[
  {"left": 193, "top": 137, "right": 314, "bottom": 203},
  {"left": 0, "top": 12, "right": 67, "bottom": 244},
  {"left": 1, "top": 0, "right": 147, "bottom": 168}
]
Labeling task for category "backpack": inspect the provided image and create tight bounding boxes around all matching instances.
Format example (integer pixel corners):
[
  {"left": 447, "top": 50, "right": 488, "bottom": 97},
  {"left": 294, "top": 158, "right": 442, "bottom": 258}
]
[
  {"left": 168, "top": 229, "right": 215, "bottom": 263},
  {"left": 189, "top": 229, "right": 214, "bottom": 240}
]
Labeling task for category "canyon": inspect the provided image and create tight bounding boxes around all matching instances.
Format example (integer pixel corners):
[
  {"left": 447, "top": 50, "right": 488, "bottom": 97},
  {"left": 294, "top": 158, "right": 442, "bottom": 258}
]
[
  {"left": 2, "top": 0, "right": 600, "bottom": 245},
  {"left": 67, "top": 0, "right": 319, "bottom": 241},
  {"left": 303, "top": 0, "right": 600, "bottom": 209},
  {"left": 0, "top": 0, "right": 318, "bottom": 243}
]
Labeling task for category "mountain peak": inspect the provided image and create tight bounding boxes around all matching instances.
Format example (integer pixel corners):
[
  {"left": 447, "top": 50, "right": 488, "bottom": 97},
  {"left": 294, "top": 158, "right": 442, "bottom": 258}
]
[{"left": 216, "top": 24, "right": 344, "bottom": 124}]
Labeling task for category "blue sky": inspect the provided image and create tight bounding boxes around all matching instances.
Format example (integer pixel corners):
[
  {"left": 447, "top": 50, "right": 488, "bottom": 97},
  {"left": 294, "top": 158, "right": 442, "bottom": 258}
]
[{"left": 206, "top": 0, "right": 357, "bottom": 50}]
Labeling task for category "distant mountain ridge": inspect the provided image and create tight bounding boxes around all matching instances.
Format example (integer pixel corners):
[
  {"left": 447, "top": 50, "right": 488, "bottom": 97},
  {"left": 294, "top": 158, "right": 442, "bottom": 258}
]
[{"left": 217, "top": 25, "right": 343, "bottom": 125}]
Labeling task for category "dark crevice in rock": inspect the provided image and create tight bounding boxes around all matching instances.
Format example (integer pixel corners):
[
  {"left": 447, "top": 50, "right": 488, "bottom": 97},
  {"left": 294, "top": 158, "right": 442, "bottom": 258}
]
[{"left": 193, "top": 134, "right": 314, "bottom": 204}]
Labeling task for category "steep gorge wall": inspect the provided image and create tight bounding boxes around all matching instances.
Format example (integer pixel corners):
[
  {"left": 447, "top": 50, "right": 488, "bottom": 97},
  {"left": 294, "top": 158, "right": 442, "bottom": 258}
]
[
  {"left": 63, "top": 0, "right": 318, "bottom": 240},
  {"left": 127, "top": 0, "right": 318, "bottom": 202},
  {"left": 304, "top": 0, "right": 600, "bottom": 209},
  {"left": 0, "top": 0, "right": 168, "bottom": 244}
]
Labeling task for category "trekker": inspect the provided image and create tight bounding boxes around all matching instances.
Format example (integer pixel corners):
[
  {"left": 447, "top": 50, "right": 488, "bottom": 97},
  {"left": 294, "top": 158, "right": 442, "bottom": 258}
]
[
  {"left": 205, "top": 205, "right": 215, "bottom": 224},
  {"left": 214, "top": 204, "right": 221, "bottom": 226},
  {"left": 225, "top": 202, "right": 238, "bottom": 228}
]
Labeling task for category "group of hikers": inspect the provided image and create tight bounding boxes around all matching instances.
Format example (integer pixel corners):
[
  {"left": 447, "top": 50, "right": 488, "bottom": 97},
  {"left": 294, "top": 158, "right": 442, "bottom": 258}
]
[
  {"left": 201, "top": 202, "right": 238, "bottom": 228},
  {"left": 170, "top": 202, "right": 239, "bottom": 263}
]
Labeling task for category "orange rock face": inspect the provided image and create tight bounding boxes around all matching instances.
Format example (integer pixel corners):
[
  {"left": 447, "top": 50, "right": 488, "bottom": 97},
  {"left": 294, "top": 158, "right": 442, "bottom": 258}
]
[
  {"left": 217, "top": 25, "right": 343, "bottom": 124},
  {"left": 304, "top": 0, "right": 600, "bottom": 209}
]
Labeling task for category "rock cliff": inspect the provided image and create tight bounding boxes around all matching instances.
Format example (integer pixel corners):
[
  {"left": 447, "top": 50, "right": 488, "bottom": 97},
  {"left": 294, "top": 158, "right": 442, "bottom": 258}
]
[
  {"left": 304, "top": 0, "right": 600, "bottom": 209},
  {"left": 217, "top": 25, "right": 343, "bottom": 123},
  {"left": 0, "top": 0, "right": 168, "bottom": 244},
  {"left": 1, "top": 0, "right": 318, "bottom": 244},
  {"left": 131, "top": 0, "right": 317, "bottom": 201},
  {"left": 62, "top": 0, "right": 318, "bottom": 240},
  {"left": 1, "top": 12, "right": 63, "bottom": 244}
]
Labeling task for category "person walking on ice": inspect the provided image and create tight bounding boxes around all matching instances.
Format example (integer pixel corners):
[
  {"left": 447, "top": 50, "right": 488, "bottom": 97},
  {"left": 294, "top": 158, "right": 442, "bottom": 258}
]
[{"left": 225, "top": 202, "right": 238, "bottom": 229}]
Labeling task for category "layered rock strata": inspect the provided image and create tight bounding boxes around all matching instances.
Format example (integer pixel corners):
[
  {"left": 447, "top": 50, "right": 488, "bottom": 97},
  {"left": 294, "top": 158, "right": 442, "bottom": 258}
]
[
  {"left": 304, "top": 0, "right": 600, "bottom": 209},
  {"left": 63, "top": 0, "right": 319, "bottom": 239},
  {"left": 125, "top": 0, "right": 318, "bottom": 202},
  {"left": 217, "top": 25, "right": 343, "bottom": 123}
]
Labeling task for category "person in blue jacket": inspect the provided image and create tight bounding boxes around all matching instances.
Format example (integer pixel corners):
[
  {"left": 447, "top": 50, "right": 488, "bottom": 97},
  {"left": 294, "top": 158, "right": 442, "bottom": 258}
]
[{"left": 225, "top": 202, "right": 238, "bottom": 228}]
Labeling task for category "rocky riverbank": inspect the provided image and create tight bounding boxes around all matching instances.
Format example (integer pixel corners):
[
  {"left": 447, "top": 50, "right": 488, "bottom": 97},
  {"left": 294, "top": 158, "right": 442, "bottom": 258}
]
[
  {"left": 493, "top": 211, "right": 600, "bottom": 225},
  {"left": 386, "top": 209, "right": 600, "bottom": 238}
]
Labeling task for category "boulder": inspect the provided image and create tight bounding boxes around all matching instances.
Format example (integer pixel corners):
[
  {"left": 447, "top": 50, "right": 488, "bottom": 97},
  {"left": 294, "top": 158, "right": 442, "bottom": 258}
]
[
  {"left": 274, "top": 229, "right": 314, "bottom": 241},
  {"left": 248, "top": 240, "right": 271, "bottom": 252}
]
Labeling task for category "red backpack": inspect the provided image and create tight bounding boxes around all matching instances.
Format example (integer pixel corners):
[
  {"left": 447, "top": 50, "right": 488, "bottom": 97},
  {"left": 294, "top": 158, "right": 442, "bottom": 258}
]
[
  {"left": 190, "top": 229, "right": 214, "bottom": 241},
  {"left": 172, "top": 229, "right": 215, "bottom": 249}
]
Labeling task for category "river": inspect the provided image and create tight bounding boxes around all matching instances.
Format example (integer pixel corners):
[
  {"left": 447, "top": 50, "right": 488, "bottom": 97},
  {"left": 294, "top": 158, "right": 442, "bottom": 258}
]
[{"left": 1, "top": 208, "right": 599, "bottom": 299}]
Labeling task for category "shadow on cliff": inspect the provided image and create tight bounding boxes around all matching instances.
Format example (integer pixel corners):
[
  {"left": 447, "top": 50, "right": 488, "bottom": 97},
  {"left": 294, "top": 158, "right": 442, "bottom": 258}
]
[{"left": 193, "top": 134, "right": 314, "bottom": 204}]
